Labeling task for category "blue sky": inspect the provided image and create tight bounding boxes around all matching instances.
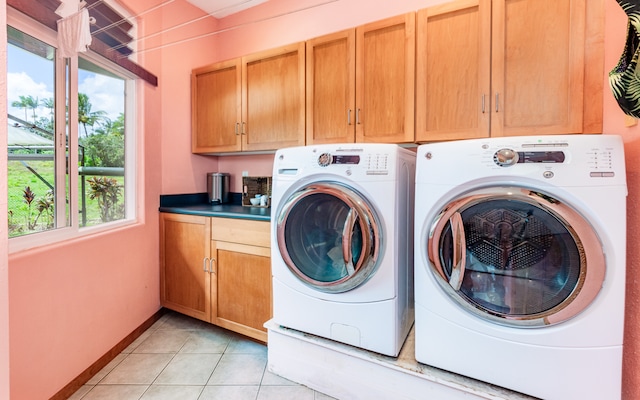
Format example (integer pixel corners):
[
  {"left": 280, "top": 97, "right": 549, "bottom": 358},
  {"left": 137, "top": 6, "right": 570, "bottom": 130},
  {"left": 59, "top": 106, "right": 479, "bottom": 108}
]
[{"left": 7, "top": 39, "right": 125, "bottom": 126}]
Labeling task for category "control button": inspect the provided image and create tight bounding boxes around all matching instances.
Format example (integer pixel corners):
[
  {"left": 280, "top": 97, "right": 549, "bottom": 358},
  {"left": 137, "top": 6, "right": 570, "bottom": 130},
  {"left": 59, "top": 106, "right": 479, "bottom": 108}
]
[
  {"left": 543, "top": 171, "right": 554, "bottom": 179},
  {"left": 590, "top": 172, "right": 616, "bottom": 178},
  {"left": 366, "top": 170, "right": 389, "bottom": 175},
  {"left": 494, "top": 148, "right": 519, "bottom": 167}
]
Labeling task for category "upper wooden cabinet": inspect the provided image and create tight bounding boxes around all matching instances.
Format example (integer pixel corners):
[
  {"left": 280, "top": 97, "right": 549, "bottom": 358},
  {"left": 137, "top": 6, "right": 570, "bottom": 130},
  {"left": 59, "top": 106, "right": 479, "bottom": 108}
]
[
  {"left": 306, "top": 29, "right": 356, "bottom": 144},
  {"left": 194, "top": 2, "right": 603, "bottom": 150},
  {"left": 306, "top": 14, "right": 416, "bottom": 144},
  {"left": 243, "top": 43, "right": 306, "bottom": 151},
  {"left": 192, "top": 43, "right": 306, "bottom": 153},
  {"left": 415, "top": 0, "right": 490, "bottom": 142},
  {"left": 192, "top": 59, "right": 242, "bottom": 153},
  {"left": 416, "top": 0, "right": 601, "bottom": 142},
  {"left": 356, "top": 14, "right": 416, "bottom": 143}
]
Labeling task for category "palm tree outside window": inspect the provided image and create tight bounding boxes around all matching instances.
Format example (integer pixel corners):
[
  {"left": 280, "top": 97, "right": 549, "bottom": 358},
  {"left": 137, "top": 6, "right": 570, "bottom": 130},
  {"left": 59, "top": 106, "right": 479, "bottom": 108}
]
[{"left": 7, "top": 6, "right": 137, "bottom": 246}]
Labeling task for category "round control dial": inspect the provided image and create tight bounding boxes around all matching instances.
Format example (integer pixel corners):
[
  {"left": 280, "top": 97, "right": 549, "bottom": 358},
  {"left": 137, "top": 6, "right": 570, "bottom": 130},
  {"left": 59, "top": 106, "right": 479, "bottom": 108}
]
[
  {"left": 318, "top": 153, "right": 331, "bottom": 167},
  {"left": 494, "top": 148, "right": 519, "bottom": 167}
]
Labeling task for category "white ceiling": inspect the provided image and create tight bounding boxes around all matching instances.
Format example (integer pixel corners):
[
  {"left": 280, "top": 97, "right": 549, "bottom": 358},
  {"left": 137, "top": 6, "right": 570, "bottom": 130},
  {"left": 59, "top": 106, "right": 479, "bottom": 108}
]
[{"left": 186, "top": 0, "right": 269, "bottom": 18}]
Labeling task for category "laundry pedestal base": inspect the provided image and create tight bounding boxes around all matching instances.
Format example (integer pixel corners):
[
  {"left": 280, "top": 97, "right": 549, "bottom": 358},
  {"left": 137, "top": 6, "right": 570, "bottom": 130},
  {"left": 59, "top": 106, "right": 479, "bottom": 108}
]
[{"left": 265, "top": 320, "right": 536, "bottom": 400}]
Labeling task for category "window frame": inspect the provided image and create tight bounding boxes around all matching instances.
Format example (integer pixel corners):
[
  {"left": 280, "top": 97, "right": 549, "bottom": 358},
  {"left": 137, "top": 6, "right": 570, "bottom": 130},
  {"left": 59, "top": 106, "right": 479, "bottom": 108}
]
[{"left": 7, "top": 6, "right": 140, "bottom": 253}]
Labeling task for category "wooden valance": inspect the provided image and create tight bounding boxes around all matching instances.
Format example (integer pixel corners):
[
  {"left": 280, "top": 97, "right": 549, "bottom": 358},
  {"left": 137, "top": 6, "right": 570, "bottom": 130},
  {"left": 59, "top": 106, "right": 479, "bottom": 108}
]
[{"left": 7, "top": 0, "right": 158, "bottom": 86}]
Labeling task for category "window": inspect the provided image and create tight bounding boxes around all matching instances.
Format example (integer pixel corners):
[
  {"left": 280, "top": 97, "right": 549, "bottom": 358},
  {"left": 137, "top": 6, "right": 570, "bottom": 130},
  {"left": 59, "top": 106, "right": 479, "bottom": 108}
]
[{"left": 7, "top": 7, "right": 137, "bottom": 248}]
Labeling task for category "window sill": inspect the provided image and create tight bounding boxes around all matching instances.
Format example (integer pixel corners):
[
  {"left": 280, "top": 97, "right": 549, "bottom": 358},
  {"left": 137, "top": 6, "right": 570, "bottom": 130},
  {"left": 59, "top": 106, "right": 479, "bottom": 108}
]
[{"left": 8, "top": 218, "right": 139, "bottom": 255}]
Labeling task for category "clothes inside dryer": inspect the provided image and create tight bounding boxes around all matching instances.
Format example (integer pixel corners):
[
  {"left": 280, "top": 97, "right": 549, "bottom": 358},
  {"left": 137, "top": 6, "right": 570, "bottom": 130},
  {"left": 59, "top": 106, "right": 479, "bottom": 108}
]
[
  {"left": 284, "top": 193, "right": 365, "bottom": 282},
  {"left": 276, "top": 182, "right": 381, "bottom": 294}
]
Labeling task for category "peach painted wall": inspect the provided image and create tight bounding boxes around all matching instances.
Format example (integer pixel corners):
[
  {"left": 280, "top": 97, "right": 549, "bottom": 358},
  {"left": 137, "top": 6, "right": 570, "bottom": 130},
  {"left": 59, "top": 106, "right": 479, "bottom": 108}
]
[
  {"left": 605, "top": 3, "right": 640, "bottom": 400},
  {"left": 150, "top": 2, "right": 222, "bottom": 195},
  {"left": 5, "top": 0, "right": 165, "bottom": 398},
  {"left": 0, "top": 0, "right": 10, "bottom": 398}
]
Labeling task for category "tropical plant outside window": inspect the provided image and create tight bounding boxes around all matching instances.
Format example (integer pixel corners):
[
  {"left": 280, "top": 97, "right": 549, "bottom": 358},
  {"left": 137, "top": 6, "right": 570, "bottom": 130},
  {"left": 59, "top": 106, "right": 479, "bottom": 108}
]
[
  {"left": 78, "top": 58, "right": 127, "bottom": 228},
  {"left": 7, "top": 15, "right": 134, "bottom": 241}
]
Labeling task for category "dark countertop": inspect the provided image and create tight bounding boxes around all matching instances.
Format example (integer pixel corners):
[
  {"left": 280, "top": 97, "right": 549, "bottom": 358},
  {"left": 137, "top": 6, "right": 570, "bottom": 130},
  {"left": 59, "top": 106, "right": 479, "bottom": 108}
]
[{"left": 159, "top": 192, "right": 271, "bottom": 222}]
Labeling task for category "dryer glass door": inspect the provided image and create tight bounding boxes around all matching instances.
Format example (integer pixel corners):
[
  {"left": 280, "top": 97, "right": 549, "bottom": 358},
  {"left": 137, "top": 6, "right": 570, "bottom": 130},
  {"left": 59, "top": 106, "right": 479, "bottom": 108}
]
[
  {"left": 427, "top": 187, "right": 605, "bottom": 327},
  {"left": 276, "top": 182, "right": 381, "bottom": 293}
]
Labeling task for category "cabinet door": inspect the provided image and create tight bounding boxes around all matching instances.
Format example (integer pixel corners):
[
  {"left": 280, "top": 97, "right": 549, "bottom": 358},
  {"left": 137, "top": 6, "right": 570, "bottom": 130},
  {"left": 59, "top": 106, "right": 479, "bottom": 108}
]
[
  {"left": 306, "top": 29, "right": 356, "bottom": 144},
  {"left": 210, "top": 218, "right": 271, "bottom": 343},
  {"left": 356, "top": 13, "right": 415, "bottom": 143},
  {"left": 211, "top": 240, "right": 271, "bottom": 343},
  {"left": 491, "top": 0, "right": 585, "bottom": 136},
  {"left": 191, "top": 59, "right": 242, "bottom": 153},
  {"left": 242, "top": 43, "right": 306, "bottom": 151},
  {"left": 415, "top": 0, "right": 491, "bottom": 142},
  {"left": 160, "top": 213, "right": 212, "bottom": 322}
]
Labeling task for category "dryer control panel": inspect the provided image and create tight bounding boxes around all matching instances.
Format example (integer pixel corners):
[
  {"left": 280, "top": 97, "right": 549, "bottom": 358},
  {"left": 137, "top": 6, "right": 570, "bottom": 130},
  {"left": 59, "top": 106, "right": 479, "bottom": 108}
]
[
  {"left": 493, "top": 149, "right": 566, "bottom": 167},
  {"left": 416, "top": 135, "right": 626, "bottom": 187}
]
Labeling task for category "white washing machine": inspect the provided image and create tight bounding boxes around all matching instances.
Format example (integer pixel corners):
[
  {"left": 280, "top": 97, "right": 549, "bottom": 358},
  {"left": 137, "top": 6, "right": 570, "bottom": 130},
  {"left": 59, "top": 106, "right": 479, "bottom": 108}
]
[
  {"left": 414, "top": 135, "right": 627, "bottom": 400},
  {"left": 271, "top": 143, "right": 415, "bottom": 357}
]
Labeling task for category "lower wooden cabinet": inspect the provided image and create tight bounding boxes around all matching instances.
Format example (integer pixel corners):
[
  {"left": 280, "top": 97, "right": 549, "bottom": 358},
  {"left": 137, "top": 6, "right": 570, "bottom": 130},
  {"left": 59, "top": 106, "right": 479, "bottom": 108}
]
[
  {"left": 210, "top": 217, "right": 272, "bottom": 342},
  {"left": 160, "top": 213, "right": 272, "bottom": 342}
]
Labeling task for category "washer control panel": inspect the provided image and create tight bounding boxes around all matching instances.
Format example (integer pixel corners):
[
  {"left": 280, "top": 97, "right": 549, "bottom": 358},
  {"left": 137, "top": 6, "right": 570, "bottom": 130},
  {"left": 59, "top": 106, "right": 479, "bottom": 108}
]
[
  {"left": 317, "top": 153, "right": 360, "bottom": 167},
  {"left": 493, "top": 149, "right": 566, "bottom": 167},
  {"left": 316, "top": 151, "right": 391, "bottom": 175},
  {"left": 417, "top": 135, "right": 626, "bottom": 187}
]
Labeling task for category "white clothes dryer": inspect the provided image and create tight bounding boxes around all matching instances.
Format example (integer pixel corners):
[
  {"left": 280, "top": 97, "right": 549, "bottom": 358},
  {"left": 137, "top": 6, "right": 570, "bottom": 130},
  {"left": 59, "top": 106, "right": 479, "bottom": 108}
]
[
  {"left": 414, "top": 135, "right": 627, "bottom": 400},
  {"left": 271, "top": 143, "right": 415, "bottom": 357}
]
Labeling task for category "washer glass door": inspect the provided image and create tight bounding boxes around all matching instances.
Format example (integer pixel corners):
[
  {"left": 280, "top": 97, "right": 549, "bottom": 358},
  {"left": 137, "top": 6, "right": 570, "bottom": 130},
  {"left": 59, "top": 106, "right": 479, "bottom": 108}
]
[
  {"left": 276, "top": 182, "right": 381, "bottom": 293},
  {"left": 427, "top": 187, "right": 605, "bottom": 327}
]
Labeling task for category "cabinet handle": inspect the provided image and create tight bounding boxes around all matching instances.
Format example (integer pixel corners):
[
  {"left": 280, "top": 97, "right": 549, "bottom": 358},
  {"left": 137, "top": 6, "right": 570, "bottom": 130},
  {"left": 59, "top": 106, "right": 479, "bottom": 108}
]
[
  {"left": 356, "top": 108, "right": 361, "bottom": 125},
  {"left": 241, "top": 122, "right": 246, "bottom": 135},
  {"left": 210, "top": 258, "right": 216, "bottom": 274},
  {"left": 347, "top": 109, "right": 352, "bottom": 125},
  {"left": 203, "top": 257, "right": 210, "bottom": 273},
  {"left": 495, "top": 93, "right": 499, "bottom": 113},
  {"left": 235, "top": 122, "right": 240, "bottom": 136},
  {"left": 481, "top": 95, "right": 486, "bottom": 114}
]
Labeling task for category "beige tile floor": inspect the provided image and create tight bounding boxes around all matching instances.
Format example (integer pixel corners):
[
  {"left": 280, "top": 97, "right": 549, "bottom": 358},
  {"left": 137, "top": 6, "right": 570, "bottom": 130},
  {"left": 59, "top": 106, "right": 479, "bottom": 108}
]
[{"left": 69, "top": 311, "right": 337, "bottom": 400}]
